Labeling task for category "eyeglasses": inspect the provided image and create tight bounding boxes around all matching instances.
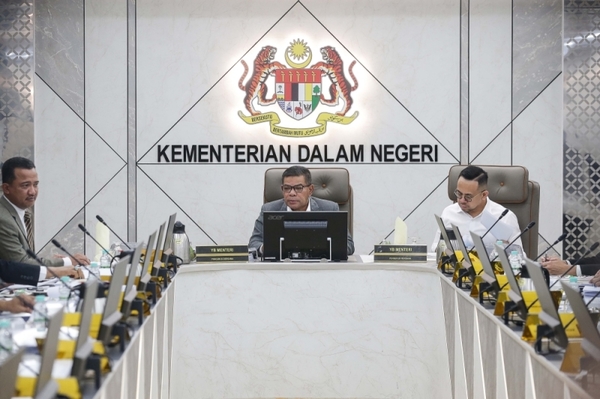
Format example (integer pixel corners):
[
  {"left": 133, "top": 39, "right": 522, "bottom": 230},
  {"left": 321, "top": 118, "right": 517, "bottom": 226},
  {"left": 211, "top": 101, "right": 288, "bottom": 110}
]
[
  {"left": 281, "top": 184, "right": 310, "bottom": 193},
  {"left": 454, "top": 189, "right": 484, "bottom": 202}
]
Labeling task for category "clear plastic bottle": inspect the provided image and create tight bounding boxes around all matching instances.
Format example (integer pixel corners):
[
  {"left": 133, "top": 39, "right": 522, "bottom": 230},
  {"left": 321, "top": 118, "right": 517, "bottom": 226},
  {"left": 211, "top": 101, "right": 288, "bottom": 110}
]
[
  {"left": 100, "top": 250, "right": 111, "bottom": 268},
  {"left": 0, "top": 318, "right": 13, "bottom": 361},
  {"left": 89, "top": 261, "right": 100, "bottom": 280},
  {"left": 560, "top": 276, "right": 579, "bottom": 313},
  {"left": 59, "top": 276, "right": 71, "bottom": 304},
  {"left": 33, "top": 295, "right": 47, "bottom": 332},
  {"left": 508, "top": 250, "right": 521, "bottom": 274},
  {"left": 489, "top": 240, "right": 504, "bottom": 261}
]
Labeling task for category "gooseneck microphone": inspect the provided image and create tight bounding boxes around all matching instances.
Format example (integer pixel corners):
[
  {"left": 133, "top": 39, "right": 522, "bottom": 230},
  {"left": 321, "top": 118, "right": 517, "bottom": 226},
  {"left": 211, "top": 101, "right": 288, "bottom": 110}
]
[
  {"left": 96, "top": 215, "right": 131, "bottom": 249},
  {"left": 51, "top": 239, "right": 101, "bottom": 281},
  {"left": 480, "top": 209, "right": 509, "bottom": 242},
  {"left": 458, "top": 209, "right": 511, "bottom": 264},
  {"left": 534, "top": 234, "right": 567, "bottom": 261},
  {"left": 78, "top": 224, "right": 112, "bottom": 256},
  {"left": 499, "top": 232, "right": 567, "bottom": 291},
  {"left": 490, "top": 221, "right": 536, "bottom": 263}
]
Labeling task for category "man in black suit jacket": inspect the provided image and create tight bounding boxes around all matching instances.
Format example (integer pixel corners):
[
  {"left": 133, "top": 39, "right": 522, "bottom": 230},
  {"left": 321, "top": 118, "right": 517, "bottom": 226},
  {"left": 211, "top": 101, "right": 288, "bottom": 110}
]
[
  {"left": 0, "top": 259, "right": 81, "bottom": 286},
  {"left": 249, "top": 166, "right": 354, "bottom": 257}
]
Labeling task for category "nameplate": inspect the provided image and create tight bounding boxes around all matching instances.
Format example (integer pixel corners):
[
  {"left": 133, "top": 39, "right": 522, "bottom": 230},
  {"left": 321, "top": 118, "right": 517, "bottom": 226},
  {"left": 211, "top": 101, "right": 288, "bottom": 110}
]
[
  {"left": 196, "top": 245, "right": 248, "bottom": 263},
  {"left": 373, "top": 244, "right": 428, "bottom": 262}
]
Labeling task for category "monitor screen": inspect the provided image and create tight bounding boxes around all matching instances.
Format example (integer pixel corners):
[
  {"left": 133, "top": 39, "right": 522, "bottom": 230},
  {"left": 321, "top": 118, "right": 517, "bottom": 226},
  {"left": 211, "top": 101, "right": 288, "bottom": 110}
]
[{"left": 263, "top": 211, "right": 348, "bottom": 262}]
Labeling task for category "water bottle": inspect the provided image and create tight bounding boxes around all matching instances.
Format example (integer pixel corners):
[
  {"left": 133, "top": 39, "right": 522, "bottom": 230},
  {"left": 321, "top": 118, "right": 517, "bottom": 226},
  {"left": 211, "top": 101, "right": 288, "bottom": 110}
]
[
  {"left": 33, "top": 295, "right": 47, "bottom": 332},
  {"left": 59, "top": 276, "right": 71, "bottom": 304},
  {"left": 100, "top": 250, "right": 111, "bottom": 268},
  {"left": 89, "top": 261, "right": 100, "bottom": 280},
  {"left": 0, "top": 319, "right": 13, "bottom": 361},
  {"left": 508, "top": 250, "right": 521, "bottom": 274},
  {"left": 436, "top": 240, "right": 447, "bottom": 263},
  {"left": 489, "top": 240, "right": 504, "bottom": 261}
]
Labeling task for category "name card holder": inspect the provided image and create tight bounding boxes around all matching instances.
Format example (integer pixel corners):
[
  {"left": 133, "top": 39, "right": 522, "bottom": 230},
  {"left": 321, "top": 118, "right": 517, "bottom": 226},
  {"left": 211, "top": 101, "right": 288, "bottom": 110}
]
[
  {"left": 373, "top": 244, "right": 427, "bottom": 262},
  {"left": 196, "top": 245, "right": 249, "bottom": 262}
]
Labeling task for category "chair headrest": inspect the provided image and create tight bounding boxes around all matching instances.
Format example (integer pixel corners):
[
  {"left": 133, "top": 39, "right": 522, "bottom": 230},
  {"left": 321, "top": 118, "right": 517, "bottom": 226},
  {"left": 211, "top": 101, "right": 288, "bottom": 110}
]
[
  {"left": 264, "top": 168, "right": 351, "bottom": 204},
  {"left": 448, "top": 165, "right": 529, "bottom": 203}
]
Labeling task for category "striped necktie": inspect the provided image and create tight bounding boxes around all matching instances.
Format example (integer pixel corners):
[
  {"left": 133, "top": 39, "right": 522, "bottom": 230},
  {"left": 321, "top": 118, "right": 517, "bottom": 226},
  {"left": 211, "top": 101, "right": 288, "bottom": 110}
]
[{"left": 24, "top": 211, "right": 35, "bottom": 252}]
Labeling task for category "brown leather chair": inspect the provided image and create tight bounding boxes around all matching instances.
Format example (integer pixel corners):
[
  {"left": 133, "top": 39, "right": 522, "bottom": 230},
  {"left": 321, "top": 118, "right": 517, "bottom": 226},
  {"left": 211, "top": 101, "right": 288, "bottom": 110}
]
[
  {"left": 264, "top": 168, "right": 353, "bottom": 235},
  {"left": 447, "top": 165, "right": 540, "bottom": 259}
]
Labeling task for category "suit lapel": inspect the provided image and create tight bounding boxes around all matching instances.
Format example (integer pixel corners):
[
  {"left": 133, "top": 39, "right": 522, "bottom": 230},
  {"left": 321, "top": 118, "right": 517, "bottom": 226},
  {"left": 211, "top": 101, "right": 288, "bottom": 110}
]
[
  {"left": 310, "top": 197, "right": 319, "bottom": 211},
  {"left": 0, "top": 196, "right": 27, "bottom": 237}
]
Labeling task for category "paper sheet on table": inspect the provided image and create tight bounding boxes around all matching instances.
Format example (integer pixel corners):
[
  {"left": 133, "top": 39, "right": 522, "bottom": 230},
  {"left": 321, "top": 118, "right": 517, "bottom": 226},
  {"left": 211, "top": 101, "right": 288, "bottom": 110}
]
[{"left": 480, "top": 210, "right": 513, "bottom": 241}]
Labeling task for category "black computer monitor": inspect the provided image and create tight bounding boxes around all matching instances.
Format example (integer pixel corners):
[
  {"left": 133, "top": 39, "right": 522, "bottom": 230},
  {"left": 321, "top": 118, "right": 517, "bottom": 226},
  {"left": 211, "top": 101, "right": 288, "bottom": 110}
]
[{"left": 263, "top": 211, "right": 348, "bottom": 261}]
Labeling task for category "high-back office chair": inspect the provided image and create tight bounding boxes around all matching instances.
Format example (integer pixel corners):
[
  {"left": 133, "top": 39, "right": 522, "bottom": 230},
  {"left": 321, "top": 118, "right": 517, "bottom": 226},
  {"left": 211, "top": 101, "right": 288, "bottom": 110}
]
[
  {"left": 264, "top": 168, "right": 353, "bottom": 235},
  {"left": 447, "top": 165, "right": 540, "bottom": 259}
]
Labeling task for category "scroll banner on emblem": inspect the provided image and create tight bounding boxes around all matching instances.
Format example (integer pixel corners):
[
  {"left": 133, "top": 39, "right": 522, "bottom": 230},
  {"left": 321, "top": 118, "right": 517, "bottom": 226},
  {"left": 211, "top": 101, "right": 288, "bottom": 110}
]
[{"left": 238, "top": 111, "right": 359, "bottom": 138}]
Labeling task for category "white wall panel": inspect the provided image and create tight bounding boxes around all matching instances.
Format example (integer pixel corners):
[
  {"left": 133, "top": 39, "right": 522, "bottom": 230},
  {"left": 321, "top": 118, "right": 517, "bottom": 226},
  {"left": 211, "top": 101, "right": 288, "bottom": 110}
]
[
  {"left": 85, "top": 0, "right": 128, "bottom": 159},
  {"left": 513, "top": 77, "right": 563, "bottom": 247},
  {"left": 34, "top": 76, "right": 85, "bottom": 246},
  {"left": 469, "top": 0, "right": 512, "bottom": 161}
]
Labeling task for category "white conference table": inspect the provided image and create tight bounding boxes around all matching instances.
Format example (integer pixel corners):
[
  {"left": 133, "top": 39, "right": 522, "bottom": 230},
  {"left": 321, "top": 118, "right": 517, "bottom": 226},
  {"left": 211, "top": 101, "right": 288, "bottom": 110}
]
[{"left": 91, "top": 260, "right": 592, "bottom": 399}]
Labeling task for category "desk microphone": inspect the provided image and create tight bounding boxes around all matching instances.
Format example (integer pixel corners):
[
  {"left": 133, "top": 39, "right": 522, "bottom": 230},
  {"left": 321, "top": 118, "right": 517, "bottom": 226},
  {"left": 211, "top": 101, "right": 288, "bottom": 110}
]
[
  {"left": 490, "top": 221, "right": 535, "bottom": 263},
  {"left": 534, "top": 234, "right": 567, "bottom": 261},
  {"left": 51, "top": 239, "right": 102, "bottom": 282},
  {"left": 458, "top": 209, "right": 510, "bottom": 264},
  {"left": 480, "top": 209, "right": 509, "bottom": 242},
  {"left": 96, "top": 215, "right": 131, "bottom": 249},
  {"left": 78, "top": 223, "right": 112, "bottom": 256},
  {"left": 475, "top": 221, "right": 535, "bottom": 279}
]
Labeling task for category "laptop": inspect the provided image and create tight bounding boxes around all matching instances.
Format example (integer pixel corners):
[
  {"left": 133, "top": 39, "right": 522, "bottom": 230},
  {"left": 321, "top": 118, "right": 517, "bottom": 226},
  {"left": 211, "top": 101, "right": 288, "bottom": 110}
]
[
  {"left": 137, "top": 231, "right": 157, "bottom": 293},
  {"left": 495, "top": 243, "right": 528, "bottom": 320},
  {"left": 160, "top": 213, "right": 177, "bottom": 264},
  {"left": 120, "top": 242, "right": 144, "bottom": 320},
  {"left": 97, "top": 257, "right": 128, "bottom": 346},
  {"left": 526, "top": 258, "right": 568, "bottom": 349},
  {"left": 151, "top": 222, "right": 166, "bottom": 277},
  {"left": 34, "top": 307, "right": 63, "bottom": 399},
  {"left": 562, "top": 283, "right": 600, "bottom": 361},
  {"left": 469, "top": 231, "right": 500, "bottom": 296},
  {"left": 0, "top": 347, "right": 25, "bottom": 399},
  {"left": 70, "top": 279, "right": 99, "bottom": 382},
  {"left": 434, "top": 214, "right": 458, "bottom": 271}
]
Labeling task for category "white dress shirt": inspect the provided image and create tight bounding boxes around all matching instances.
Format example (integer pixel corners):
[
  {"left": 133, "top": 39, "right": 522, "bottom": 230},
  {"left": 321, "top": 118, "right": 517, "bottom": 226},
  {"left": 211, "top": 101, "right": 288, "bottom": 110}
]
[{"left": 431, "top": 198, "right": 523, "bottom": 255}]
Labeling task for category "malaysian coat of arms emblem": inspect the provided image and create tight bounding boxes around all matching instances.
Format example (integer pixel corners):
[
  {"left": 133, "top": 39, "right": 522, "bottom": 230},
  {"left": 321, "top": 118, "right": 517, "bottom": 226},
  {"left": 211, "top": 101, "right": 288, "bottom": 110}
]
[{"left": 238, "top": 39, "right": 359, "bottom": 137}]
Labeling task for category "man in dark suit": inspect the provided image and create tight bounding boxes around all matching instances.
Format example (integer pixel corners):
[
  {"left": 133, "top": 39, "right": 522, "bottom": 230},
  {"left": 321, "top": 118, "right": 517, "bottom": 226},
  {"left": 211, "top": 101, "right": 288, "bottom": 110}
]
[
  {"left": 0, "top": 157, "right": 89, "bottom": 266},
  {"left": 249, "top": 165, "right": 354, "bottom": 257},
  {"left": 0, "top": 258, "right": 81, "bottom": 286}
]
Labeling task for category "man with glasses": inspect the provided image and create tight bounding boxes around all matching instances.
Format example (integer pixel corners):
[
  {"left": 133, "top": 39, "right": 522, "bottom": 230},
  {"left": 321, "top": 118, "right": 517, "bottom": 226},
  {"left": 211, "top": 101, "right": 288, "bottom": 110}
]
[
  {"left": 431, "top": 165, "right": 522, "bottom": 252},
  {"left": 249, "top": 165, "right": 355, "bottom": 257}
]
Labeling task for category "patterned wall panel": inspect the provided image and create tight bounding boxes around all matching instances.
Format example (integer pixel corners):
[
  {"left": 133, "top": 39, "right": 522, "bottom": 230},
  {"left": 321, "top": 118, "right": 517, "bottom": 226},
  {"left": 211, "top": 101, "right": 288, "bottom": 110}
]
[
  {"left": 564, "top": 2, "right": 600, "bottom": 258},
  {"left": 0, "top": 0, "right": 33, "bottom": 163}
]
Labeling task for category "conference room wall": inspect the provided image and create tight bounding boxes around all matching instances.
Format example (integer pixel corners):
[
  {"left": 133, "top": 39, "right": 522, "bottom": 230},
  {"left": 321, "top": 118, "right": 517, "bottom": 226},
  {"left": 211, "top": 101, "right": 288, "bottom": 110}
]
[{"left": 30, "top": 0, "right": 562, "bottom": 258}]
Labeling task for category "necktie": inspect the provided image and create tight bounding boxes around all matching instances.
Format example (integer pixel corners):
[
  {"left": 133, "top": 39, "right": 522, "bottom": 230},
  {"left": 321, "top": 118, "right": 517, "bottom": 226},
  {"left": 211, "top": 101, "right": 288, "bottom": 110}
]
[{"left": 24, "top": 211, "right": 34, "bottom": 252}]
